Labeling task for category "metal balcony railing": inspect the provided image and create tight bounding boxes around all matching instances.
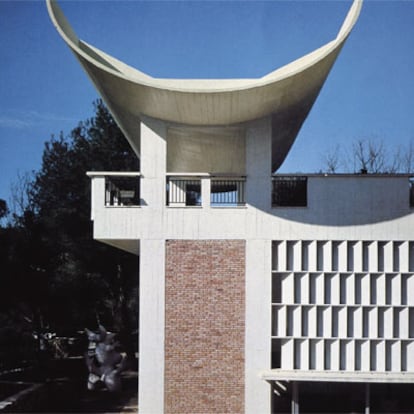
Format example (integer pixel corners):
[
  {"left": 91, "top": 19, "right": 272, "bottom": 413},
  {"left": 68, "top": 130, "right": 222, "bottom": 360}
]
[
  {"left": 166, "top": 174, "right": 246, "bottom": 207},
  {"left": 210, "top": 178, "right": 246, "bottom": 206},
  {"left": 272, "top": 176, "right": 307, "bottom": 207},
  {"left": 105, "top": 175, "right": 140, "bottom": 206},
  {"left": 89, "top": 173, "right": 414, "bottom": 213},
  {"left": 166, "top": 177, "right": 201, "bottom": 206},
  {"left": 410, "top": 177, "right": 414, "bottom": 208}
]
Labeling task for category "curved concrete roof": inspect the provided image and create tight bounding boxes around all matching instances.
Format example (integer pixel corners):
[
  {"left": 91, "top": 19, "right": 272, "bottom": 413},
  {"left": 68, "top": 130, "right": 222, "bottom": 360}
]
[{"left": 47, "top": 0, "right": 362, "bottom": 171}]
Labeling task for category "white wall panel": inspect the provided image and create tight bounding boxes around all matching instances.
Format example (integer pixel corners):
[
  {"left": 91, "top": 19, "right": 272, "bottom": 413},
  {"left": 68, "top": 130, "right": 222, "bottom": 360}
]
[
  {"left": 281, "top": 339, "right": 294, "bottom": 370},
  {"left": 360, "top": 340, "right": 370, "bottom": 371},
  {"left": 323, "top": 241, "right": 332, "bottom": 272},
  {"left": 400, "top": 242, "right": 409, "bottom": 273},
  {"left": 353, "top": 241, "right": 363, "bottom": 273},
  {"left": 368, "top": 241, "right": 378, "bottom": 273},
  {"left": 361, "top": 274, "right": 371, "bottom": 305},
  {"left": 338, "top": 241, "right": 348, "bottom": 272},
  {"left": 384, "top": 242, "right": 394, "bottom": 273},
  {"left": 308, "top": 241, "right": 318, "bottom": 272},
  {"left": 406, "top": 341, "right": 414, "bottom": 371}
]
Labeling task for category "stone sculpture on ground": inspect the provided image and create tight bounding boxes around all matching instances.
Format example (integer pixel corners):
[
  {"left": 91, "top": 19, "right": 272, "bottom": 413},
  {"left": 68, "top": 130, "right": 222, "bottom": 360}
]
[{"left": 85, "top": 325, "right": 127, "bottom": 392}]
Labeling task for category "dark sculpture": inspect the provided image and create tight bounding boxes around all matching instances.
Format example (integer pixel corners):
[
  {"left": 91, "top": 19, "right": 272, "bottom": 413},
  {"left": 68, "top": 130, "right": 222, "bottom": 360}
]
[{"left": 85, "top": 325, "right": 127, "bottom": 392}]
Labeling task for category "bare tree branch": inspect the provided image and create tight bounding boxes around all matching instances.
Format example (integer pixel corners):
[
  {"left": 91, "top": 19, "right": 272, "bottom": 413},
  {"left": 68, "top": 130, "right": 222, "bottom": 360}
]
[
  {"left": 8, "top": 171, "right": 35, "bottom": 222},
  {"left": 322, "top": 138, "right": 413, "bottom": 174}
]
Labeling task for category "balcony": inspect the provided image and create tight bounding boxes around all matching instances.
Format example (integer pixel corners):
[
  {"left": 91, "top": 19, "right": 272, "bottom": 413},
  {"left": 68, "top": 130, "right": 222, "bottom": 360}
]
[
  {"left": 86, "top": 172, "right": 414, "bottom": 244},
  {"left": 166, "top": 174, "right": 246, "bottom": 208},
  {"left": 87, "top": 172, "right": 414, "bottom": 212},
  {"left": 105, "top": 174, "right": 141, "bottom": 206},
  {"left": 166, "top": 176, "right": 201, "bottom": 207},
  {"left": 211, "top": 178, "right": 246, "bottom": 207}
]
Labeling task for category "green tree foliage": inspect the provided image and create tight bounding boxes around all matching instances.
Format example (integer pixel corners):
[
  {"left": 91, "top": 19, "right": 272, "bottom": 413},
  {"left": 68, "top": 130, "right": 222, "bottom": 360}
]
[
  {"left": 1, "top": 100, "right": 139, "bottom": 362},
  {"left": 0, "top": 199, "right": 8, "bottom": 219},
  {"left": 0, "top": 202, "right": 48, "bottom": 367}
]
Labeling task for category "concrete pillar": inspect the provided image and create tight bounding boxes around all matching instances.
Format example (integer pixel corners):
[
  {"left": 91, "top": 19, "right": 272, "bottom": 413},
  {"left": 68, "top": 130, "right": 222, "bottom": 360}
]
[
  {"left": 245, "top": 239, "right": 272, "bottom": 414},
  {"left": 365, "top": 383, "right": 370, "bottom": 414},
  {"left": 90, "top": 175, "right": 105, "bottom": 220},
  {"left": 291, "top": 381, "right": 299, "bottom": 414},
  {"left": 139, "top": 239, "right": 165, "bottom": 414},
  {"left": 140, "top": 117, "right": 167, "bottom": 208},
  {"left": 201, "top": 176, "right": 211, "bottom": 208},
  {"left": 139, "top": 117, "right": 167, "bottom": 413},
  {"left": 245, "top": 117, "right": 272, "bottom": 211},
  {"left": 245, "top": 117, "right": 272, "bottom": 413}
]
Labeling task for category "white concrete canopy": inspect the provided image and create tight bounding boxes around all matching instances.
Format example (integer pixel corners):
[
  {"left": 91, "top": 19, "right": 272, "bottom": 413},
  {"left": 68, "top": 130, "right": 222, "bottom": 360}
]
[{"left": 47, "top": 0, "right": 362, "bottom": 170}]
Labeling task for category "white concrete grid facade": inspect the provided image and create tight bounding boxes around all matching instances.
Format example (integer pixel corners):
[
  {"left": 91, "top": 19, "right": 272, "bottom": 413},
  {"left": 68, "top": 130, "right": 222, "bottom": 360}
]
[{"left": 271, "top": 240, "right": 414, "bottom": 373}]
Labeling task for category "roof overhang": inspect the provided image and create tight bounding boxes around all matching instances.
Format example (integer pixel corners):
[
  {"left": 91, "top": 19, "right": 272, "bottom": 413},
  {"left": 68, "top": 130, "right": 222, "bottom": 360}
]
[{"left": 47, "top": 0, "right": 362, "bottom": 170}]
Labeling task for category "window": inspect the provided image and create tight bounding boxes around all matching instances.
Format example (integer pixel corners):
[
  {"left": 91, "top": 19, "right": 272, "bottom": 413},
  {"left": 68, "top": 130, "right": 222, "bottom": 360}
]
[{"left": 272, "top": 176, "right": 307, "bottom": 207}]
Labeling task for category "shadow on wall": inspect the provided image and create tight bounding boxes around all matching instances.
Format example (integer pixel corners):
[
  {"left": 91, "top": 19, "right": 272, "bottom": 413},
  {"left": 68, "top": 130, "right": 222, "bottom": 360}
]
[{"left": 267, "top": 175, "right": 414, "bottom": 227}]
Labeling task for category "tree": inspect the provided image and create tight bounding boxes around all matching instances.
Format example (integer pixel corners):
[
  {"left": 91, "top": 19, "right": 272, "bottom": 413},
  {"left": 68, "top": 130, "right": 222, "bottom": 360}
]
[
  {"left": 0, "top": 202, "right": 46, "bottom": 366},
  {"left": 323, "top": 145, "right": 342, "bottom": 174},
  {"left": 0, "top": 199, "right": 8, "bottom": 220},
  {"left": 5, "top": 100, "right": 139, "bottom": 360},
  {"left": 322, "top": 138, "right": 414, "bottom": 174},
  {"left": 8, "top": 172, "right": 35, "bottom": 223}
]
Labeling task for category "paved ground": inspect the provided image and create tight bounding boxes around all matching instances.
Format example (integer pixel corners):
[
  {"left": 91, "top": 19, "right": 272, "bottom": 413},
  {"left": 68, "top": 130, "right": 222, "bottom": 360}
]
[
  {"left": 70, "top": 370, "right": 138, "bottom": 413},
  {"left": 0, "top": 358, "right": 138, "bottom": 413}
]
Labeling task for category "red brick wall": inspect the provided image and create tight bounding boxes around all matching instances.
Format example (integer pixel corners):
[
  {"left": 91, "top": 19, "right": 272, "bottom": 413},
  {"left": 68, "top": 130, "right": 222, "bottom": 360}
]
[{"left": 165, "top": 240, "right": 245, "bottom": 414}]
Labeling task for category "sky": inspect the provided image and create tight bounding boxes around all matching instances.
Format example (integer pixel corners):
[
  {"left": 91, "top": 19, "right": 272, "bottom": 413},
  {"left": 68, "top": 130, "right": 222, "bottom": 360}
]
[{"left": 1, "top": 0, "right": 414, "bottom": 205}]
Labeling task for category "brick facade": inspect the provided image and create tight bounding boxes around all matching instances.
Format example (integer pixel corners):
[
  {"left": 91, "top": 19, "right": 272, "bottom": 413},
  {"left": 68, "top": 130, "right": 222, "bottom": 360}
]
[{"left": 165, "top": 240, "right": 245, "bottom": 414}]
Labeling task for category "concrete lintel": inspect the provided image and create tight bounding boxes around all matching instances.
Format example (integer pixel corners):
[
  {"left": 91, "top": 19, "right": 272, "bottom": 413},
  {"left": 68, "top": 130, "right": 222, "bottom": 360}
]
[
  {"left": 262, "top": 370, "right": 414, "bottom": 383},
  {"left": 86, "top": 171, "right": 141, "bottom": 177}
]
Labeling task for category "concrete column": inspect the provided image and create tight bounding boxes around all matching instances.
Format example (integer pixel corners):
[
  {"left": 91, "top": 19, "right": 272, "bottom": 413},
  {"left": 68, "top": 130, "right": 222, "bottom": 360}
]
[
  {"left": 140, "top": 117, "right": 167, "bottom": 208},
  {"left": 245, "top": 239, "right": 272, "bottom": 414},
  {"left": 139, "top": 120, "right": 167, "bottom": 413},
  {"left": 139, "top": 239, "right": 165, "bottom": 414},
  {"left": 291, "top": 381, "right": 299, "bottom": 414},
  {"left": 365, "top": 383, "right": 370, "bottom": 414},
  {"left": 201, "top": 176, "right": 211, "bottom": 208},
  {"left": 245, "top": 117, "right": 272, "bottom": 211},
  {"left": 90, "top": 175, "right": 105, "bottom": 221},
  {"left": 245, "top": 117, "right": 272, "bottom": 414}
]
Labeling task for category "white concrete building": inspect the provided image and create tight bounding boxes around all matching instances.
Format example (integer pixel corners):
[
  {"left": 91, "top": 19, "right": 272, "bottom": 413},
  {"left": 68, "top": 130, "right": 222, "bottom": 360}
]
[{"left": 48, "top": 0, "right": 414, "bottom": 412}]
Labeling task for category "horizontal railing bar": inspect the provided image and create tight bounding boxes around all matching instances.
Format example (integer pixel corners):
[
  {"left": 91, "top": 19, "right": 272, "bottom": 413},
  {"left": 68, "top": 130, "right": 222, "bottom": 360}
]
[
  {"left": 87, "top": 171, "right": 141, "bottom": 177},
  {"left": 166, "top": 172, "right": 210, "bottom": 177},
  {"left": 272, "top": 173, "right": 414, "bottom": 178},
  {"left": 166, "top": 172, "right": 246, "bottom": 178},
  {"left": 210, "top": 174, "right": 246, "bottom": 178},
  {"left": 211, "top": 177, "right": 246, "bottom": 181}
]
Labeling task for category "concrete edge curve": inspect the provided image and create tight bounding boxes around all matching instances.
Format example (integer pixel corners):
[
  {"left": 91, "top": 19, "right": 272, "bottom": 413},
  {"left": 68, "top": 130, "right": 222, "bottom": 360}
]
[{"left": 46, "top": 0, "right": 362, "bottom": 93}]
